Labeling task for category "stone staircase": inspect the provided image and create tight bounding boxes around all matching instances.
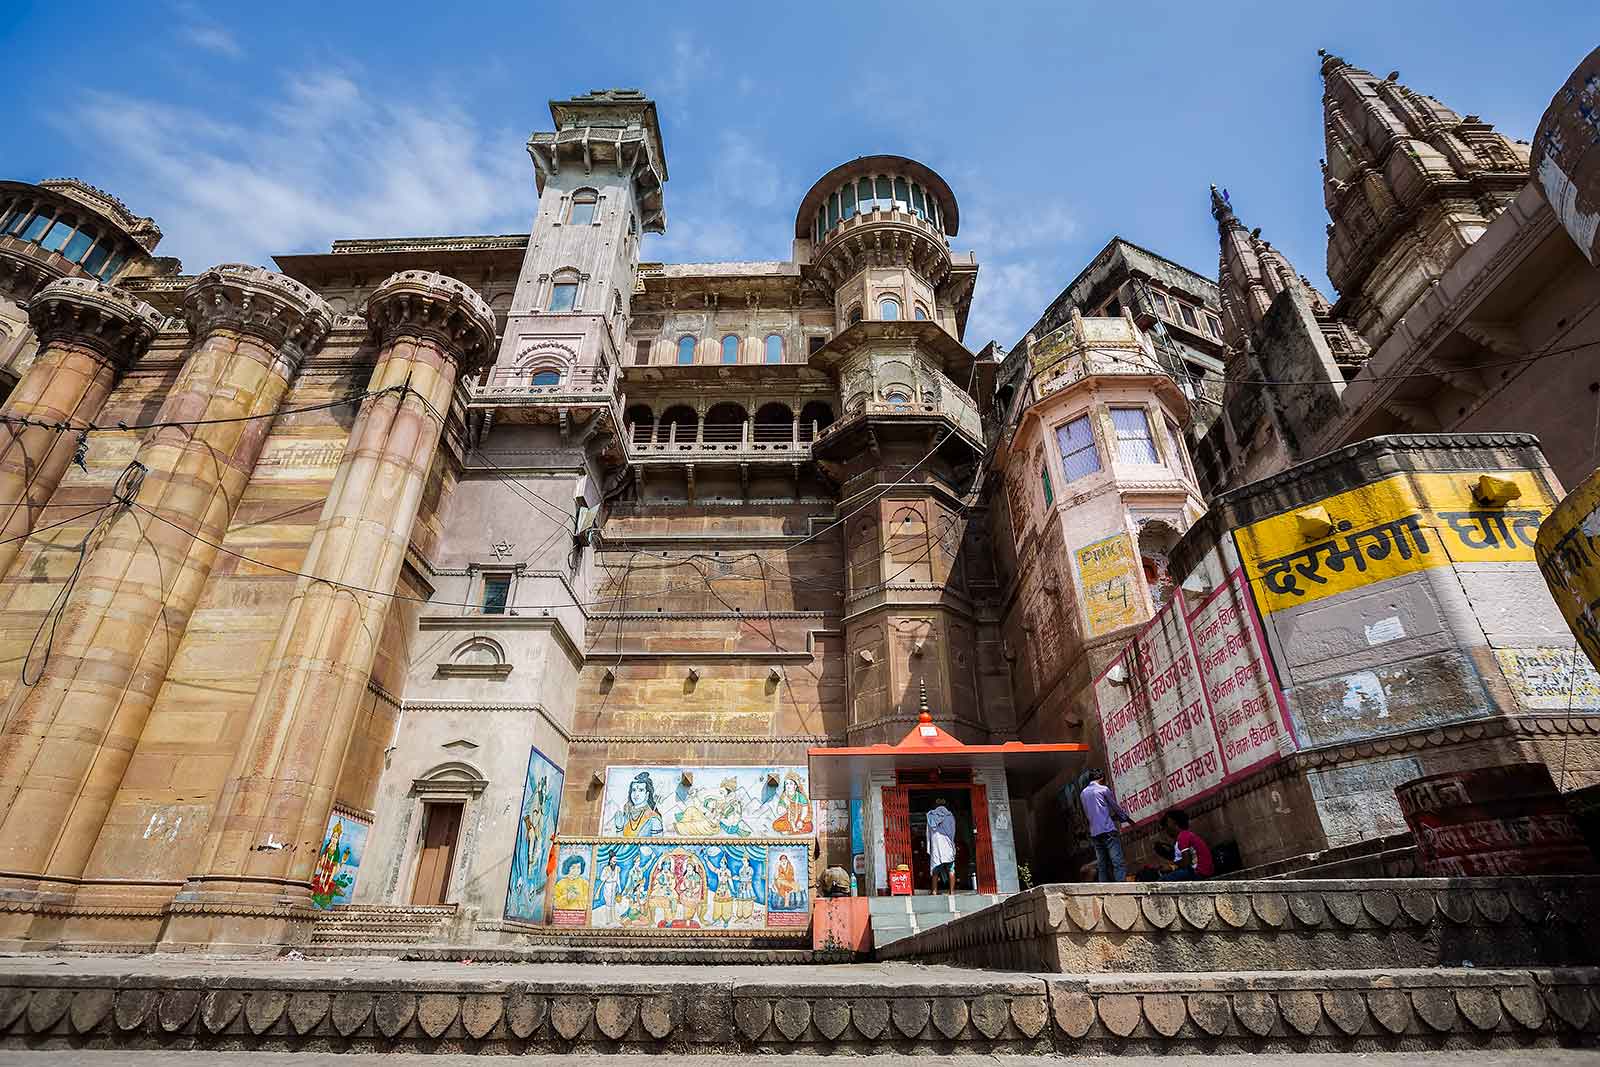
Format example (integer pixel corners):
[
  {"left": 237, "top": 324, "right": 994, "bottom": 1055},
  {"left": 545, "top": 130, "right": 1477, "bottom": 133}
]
[
  {"left": 869, "top": 892, "right": 1006, "bottom": 946},
  {"left": 305, "top": 903, "right": 455, "bottom": 952}
]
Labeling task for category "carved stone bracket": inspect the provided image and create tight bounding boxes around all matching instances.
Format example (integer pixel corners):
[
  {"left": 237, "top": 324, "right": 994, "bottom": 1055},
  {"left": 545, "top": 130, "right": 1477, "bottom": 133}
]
[
  {"left": 365, "top": 270, "right": 498, "bottom": 372},
  {"left": 26, "top": 276, "right": 164, "bottom": 371},
  {"left": 181, "top": 264, "right": 335, "bottom": 377}
]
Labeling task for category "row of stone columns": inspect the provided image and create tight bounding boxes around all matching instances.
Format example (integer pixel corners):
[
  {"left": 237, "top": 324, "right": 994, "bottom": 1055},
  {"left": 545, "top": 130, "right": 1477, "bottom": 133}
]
[{"left": 0, "top": 265, "right": 495, "bottom": 950}]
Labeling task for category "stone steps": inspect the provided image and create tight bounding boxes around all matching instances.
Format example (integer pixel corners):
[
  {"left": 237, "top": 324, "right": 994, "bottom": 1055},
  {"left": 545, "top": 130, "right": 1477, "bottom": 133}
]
[
  {"left": 301, "top": 943, "right": 816, "bottom": 965},
  {"left": 309, "top": 904, "right": 454, "bottom": 947},
  {"left": 869, "top": 893, "right": 1006, "bottom": 947},
  {"left": 0, "top": 956, "right": 1596, "bottom": 1055}
]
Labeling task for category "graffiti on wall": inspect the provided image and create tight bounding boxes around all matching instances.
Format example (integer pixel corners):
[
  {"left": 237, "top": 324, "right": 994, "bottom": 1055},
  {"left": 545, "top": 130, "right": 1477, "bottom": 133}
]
[
  {"left": 1076, "top": 532, "right": 1142, "bottom": 636},
  {"left": 1092, "top": 568, "right": 1296, "bottom": 827},
  {"left": 599, "top": 766, "right": 814, "bottom": 840},
  {"left": 1238, "top": 471, "right": 1553, "bottom": 615},
  {"left": 310, "top": 811, "right": 369, "bottom": 909},
  {"left": 505, "top": 746, "right": 564, "bottom": 924}
]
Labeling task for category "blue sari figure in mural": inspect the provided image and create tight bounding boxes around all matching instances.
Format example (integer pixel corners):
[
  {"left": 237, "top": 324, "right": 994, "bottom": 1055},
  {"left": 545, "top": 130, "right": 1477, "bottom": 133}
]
[{"left": 505, "top": 747, "right": 564, "bottom": 923}]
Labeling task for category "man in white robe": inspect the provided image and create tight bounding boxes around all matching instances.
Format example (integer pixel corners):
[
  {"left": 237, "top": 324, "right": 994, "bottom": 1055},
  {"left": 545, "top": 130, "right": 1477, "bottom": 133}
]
[{"left": 926, "top": 798, "right": 957, "bottom": 896}]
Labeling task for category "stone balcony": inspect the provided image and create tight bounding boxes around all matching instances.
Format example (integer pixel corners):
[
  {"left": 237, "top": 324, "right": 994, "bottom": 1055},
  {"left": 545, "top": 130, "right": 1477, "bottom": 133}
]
[
  {"left": 1028, "top": 310, "right": 1183, "bottom": 404},
  {"left": 809, "top": 206, "right": 963, "bottom": 291},
  {"left": 468, "top": 364, "right": 621, "bottom": 412},
  {"left": 624, "top": 418, "right": 819, "bottom": 466},
  {"left": 817, "top": 394, "right": 984, "bottom": 454}
]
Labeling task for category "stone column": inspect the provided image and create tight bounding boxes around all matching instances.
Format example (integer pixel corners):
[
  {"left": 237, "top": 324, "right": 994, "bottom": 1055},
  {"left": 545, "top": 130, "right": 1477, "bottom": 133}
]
[
  {"left": 0, "top": 278, "right": 162, "bottom": 581},
  {"left": 167, "top": 271, "right": 494, "bottom": 950},
  {"left": 0, "top": 265, "right": 331, "bottom": 885}
]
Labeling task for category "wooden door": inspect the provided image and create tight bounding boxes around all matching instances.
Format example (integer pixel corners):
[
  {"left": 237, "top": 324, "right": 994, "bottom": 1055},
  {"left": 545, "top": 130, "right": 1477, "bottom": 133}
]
[{"left": 411, "top": 802, "right": 462, "bottom": 905}]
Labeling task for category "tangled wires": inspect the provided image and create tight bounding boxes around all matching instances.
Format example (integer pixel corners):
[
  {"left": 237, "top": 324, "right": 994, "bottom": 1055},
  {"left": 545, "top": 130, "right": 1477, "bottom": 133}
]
[{"left": 21, "top": 461, "right": 146, "bottom": 687}]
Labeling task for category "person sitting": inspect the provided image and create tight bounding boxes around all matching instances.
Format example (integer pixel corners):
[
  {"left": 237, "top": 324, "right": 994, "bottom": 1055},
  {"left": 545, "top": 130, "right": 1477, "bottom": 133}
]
[{"left": 1156, "top": 809, "right": 1214, "bottom": 881}]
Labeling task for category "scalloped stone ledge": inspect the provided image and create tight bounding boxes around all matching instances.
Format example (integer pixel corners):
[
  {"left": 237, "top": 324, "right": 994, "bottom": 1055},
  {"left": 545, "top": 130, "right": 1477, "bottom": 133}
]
[
  {"left": 0, "top": 957, "right": 1595, "bottom": 1054},
  {"left": 877, "top": 877, "right": 1600, "bottom": 973}
]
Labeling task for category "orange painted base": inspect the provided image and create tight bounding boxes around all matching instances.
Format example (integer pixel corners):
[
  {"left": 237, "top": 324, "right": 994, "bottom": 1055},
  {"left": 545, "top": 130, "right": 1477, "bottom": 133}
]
[{"left": 811, "top": 897, "right": 872, "bottom": 956}]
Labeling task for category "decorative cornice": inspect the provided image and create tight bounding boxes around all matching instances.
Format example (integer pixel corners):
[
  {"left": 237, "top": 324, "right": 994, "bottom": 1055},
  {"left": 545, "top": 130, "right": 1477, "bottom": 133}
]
[
  {"left": 26, "top": 276, "right": 163, "bottom": 370},
  {"left": 401, "top": 700, "right": 572, "bottom": 740},
  {"left": 181, "top": 264, "right": 335, "bottom": 376},
  {"left": 364, "top": 270, "right": 497, "bottom": 373}
]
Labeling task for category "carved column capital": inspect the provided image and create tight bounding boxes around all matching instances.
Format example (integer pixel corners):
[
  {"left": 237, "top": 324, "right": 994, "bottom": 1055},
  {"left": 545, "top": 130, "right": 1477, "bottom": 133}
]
[
  {"left": 26, "top": 276, "right": 164, "bottom": 370},
  {"left": 182, "top": 264, "right": 334, "bottom": 376},
  {"left": 364, "top": 270, "right": 497, "bottom": 371}
]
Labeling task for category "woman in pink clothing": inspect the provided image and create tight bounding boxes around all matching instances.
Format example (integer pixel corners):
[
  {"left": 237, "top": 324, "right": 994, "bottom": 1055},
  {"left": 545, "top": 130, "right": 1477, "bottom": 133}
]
[{"left": 1157, "top": 808, "right": 1214, "bottom": 881}]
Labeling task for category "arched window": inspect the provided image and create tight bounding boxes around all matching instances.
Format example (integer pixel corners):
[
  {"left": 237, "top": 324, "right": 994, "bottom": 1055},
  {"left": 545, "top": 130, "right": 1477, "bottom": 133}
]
[
  {"left": 625, "top": 403, "right": 655, "bottom": 445},
  {"left": 63, "top": 225, "right": 96, "bottom": 264},
  {"left": 764, "top": 334, "right": 783, "bottom": 364},
  {"left": 913, "top": 304, "right": 929, "bottom": 321},
  {"left": 703, "top": 402, "right": 748, "bottom": 444},
  {"left": 884, "top": 388, "right": 912, "bottom": 405},
  {"left": 799, "top": 401, "right": 834, "bottom": 441},
  {"left": 879, "top": 297, "right": 901, "bottom": 322},
  {"left": 20, "top": 209, "right": 53, "bottom": 243},
  {"left": 81, "top": 239, "right": 114, "bottom": 276},
  {"left": 754, "top": 402, "right": 794, "bottom": 443},
  {"left": 660, "top": 404, "right": 698, "bottom": 443},
  {"left": 847, "top": 304, "right": 863, "bottom": 326},
  {"left": 548, "top": 271, "right": 579, "bottom": 312},
  {"left": 568, "top": 189, "right": 598, "bottom": 226},
  {"left": 721, "top": 335, "right": 740, "bottom": 364},
  {"left": 530, "top": 370, "right": 561, "bottom": 386},
  {"left": 40, "top": 216, "right": 75, "bottom": 254},
  {"left": 676, "top": 335, "right": 697, "bottom": 365}
]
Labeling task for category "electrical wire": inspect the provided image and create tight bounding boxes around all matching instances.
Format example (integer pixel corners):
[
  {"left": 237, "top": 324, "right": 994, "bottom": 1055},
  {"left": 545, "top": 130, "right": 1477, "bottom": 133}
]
[{"left": 0, "top": 386, "right": 397, "bottom": 436}]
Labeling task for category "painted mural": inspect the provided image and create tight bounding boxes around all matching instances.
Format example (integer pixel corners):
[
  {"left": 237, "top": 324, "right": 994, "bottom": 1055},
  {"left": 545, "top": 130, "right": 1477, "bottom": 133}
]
[
  {"left": 765, "top": 845, "right": 810, "bottom": 927},
  {"left": 505, "top": 746, "right": 565, "bottom": 924},
  {"left": 599, "top": 766, "right": 814, "bottom": 840},
  {"left": 550, "top": 842, "right": 594, "bottom": 927},
  {"left": 310, "top": 810, "right": 369, "bottom": 909},
  {"left": 590, "top": 841, "right": 769, "bottom": 930}
]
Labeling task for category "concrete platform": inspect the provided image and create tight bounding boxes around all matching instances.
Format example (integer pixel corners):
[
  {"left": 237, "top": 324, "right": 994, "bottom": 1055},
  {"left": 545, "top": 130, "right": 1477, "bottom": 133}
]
[{"left": 0, "top": 954, "right": 1595, "bottom": 1055}]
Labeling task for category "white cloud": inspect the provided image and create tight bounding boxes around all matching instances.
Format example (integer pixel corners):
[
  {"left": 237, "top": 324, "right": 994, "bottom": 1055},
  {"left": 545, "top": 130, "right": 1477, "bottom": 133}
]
[
  {"left": 656, "top": 32, "right": 709, "bottom": 98},
  {"left": 956, "top": 191, "right": 1078, "bottom": 349},
  {"left": 644, "top": 132, "right": 792, "bottom": 264},
  {"left": 63, "top": 72, "right": 531, "bottom": 272},
  {"left": 179, "top": 23, "right": 242, "bottom": 59}
]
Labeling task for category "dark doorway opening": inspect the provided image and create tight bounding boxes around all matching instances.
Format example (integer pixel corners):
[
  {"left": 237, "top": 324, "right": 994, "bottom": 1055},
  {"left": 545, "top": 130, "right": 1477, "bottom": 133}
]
[
  {"left": 412, "top": 802, "right": 463, "bottom": 905},
  {"left": 907, "top": 787, "right": 976, "bottom": 894}
]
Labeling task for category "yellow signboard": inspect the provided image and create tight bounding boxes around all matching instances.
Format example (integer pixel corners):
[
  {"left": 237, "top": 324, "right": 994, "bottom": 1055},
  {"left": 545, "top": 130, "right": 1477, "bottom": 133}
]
[
  {"left": 1535, "top": 467, "right": 1600, "bottom": 672},
  {"left": 1238, "top": 471, "right": 1553, "bottom": 615},
  {"left": 1077, "top": 531, "right": 1142, "bottom": 635}
]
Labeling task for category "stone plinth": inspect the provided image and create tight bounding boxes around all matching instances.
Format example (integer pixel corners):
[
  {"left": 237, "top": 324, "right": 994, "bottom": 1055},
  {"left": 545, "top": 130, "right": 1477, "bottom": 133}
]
[
  {"left": 876, "top": 878, "right": 1600, "bottom": 974},
  {"left": 0, "top": 955, "right": 1594, "bottom": 1055}
]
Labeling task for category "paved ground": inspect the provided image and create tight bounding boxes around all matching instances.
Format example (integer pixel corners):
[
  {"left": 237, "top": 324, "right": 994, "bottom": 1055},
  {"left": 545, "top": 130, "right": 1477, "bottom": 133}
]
[
  {"left": 5, "top": 1052, "right": 1598, "bottom": 1066},
  {"left": 0, "top": 954, "right": 1014, "bottom": 986}
]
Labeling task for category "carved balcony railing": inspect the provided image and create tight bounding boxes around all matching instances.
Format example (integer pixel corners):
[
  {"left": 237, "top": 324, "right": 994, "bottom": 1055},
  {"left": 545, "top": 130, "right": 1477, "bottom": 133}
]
[
  {"left": 817, "top": 394, "right": 985, "bottom": 452},
  {"left": 468, "top": 364, "right": 620, "bottom": 409},
  {"left": 624, "top": 418, "right": 823, "bottom": 464}
]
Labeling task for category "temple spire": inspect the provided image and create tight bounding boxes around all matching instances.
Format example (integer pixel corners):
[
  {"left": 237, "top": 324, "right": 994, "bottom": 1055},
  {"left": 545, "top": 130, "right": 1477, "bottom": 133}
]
[{"left": 1320, "top": 50, "right": 1529, "bottom": 347}]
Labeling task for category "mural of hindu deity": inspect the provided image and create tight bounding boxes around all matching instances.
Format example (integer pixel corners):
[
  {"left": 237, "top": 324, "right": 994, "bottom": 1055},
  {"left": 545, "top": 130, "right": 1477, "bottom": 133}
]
[
  {"left": 599, "top": 766, "right": 813, "bottom": 840},
  {"left": 505, "top": 746, "right": 564, "bottom": 923},
  {"left": 309, "top": 812, "right": 369, "bottom": 909},
  {"left": 766, "top": 844, "right": 810, "bottom": 927},
  {"left": 591, "top": 842, "right": 768, "bottom": 930},
  {"left": 770, "top": 771, "right": 814, "bottom": 834},
  {"left": 551, "top": 843, "right": 593, "bottom": 926}
]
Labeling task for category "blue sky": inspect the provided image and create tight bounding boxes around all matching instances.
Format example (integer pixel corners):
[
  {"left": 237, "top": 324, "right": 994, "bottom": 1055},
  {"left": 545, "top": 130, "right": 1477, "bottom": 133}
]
[{"left": 3, "top": 2, "right": 1593, "bottom": 348}]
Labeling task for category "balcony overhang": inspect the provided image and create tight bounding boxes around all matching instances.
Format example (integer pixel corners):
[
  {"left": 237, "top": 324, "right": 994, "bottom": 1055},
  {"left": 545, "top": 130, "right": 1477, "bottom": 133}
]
[{"left": 808, "top": 320, "right": 976, "bottom": 383}]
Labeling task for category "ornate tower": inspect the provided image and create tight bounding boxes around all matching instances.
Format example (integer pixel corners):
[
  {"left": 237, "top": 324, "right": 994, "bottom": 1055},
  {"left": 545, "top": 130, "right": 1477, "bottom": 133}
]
[
  {"left": 799, "top": 157, "right": 992, "bottom": 745},
  {"left": 1319, "top": 51, "right": 1529, "bottom": 349},
  {"left": 493, "top": 90, "right": 666, "bottom": 392}
]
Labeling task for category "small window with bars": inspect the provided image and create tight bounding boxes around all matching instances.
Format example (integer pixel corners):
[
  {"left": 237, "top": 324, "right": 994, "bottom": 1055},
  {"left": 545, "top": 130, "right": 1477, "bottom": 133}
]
[{"left": 482, "top": 575, "right": 511, "bottom": 615}]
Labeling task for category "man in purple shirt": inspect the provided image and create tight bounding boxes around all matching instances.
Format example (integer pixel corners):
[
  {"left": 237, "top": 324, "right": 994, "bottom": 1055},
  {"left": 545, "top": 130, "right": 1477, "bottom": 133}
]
[{"left": 1079, "top": 769, "right": 1132, "bottom": 882}]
